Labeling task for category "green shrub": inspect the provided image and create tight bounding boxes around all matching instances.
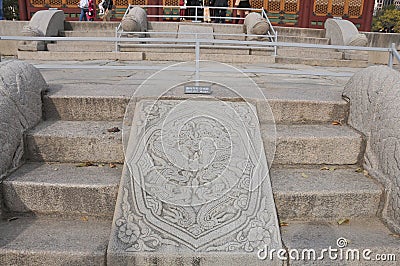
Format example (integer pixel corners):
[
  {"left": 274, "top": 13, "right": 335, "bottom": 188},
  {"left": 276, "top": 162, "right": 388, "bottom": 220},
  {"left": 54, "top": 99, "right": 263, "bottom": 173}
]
[
  {"left": 372, "top": 5, "right": 400, "bottom": 33},
  {"left": 3, "top": 0, "right": 19, "bottom": 20}
]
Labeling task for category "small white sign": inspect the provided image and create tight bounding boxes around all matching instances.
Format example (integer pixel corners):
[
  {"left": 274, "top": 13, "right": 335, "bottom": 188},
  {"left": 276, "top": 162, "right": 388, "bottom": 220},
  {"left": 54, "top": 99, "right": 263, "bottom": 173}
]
[{"left": 184, "top": 86, "right": 212, "bottom": 94}]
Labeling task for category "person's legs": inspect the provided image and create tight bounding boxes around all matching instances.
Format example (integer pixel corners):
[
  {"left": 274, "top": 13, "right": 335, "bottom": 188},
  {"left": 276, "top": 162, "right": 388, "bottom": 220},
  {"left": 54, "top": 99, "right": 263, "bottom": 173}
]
[
  {"left": 220, "top": 8, "right": 226, "bottom": 23},
  {"left": 106, "top": 9, "right": 111, "bottom": 21},
  {"left": 79, "top": 8, "right": 87, "bottom": 21},
  {"left": 102, "top": 9, "right": 110, "bottom": 21},
  {"left": 215, "top": 9, "right": 221, "bottom": 23}
]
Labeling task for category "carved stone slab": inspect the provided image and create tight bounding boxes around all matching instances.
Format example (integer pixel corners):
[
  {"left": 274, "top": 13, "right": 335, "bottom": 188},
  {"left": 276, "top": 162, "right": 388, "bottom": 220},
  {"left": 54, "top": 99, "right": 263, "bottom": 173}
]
[{"left": 108, "top": 99, "right": 281, "bottom": 265}]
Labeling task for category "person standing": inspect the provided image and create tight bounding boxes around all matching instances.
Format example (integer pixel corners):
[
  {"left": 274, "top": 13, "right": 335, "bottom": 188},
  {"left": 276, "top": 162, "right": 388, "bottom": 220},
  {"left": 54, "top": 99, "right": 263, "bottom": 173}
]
[
  {"left": 87, "top": 0, "right": 96, "bottom": 21},
  {"left": 100, "top": 0, "right": 113, "bottom": 21},
  {"left": 203, "top": 0, "right": 211, "bottom": 23},
  {"left": 235, "top": 0, "right": 251, "bottom": 24},
  {"left": 214, "top": 0, "right": 227, "bottom": 23},
  {"left": 78, "top": 0, "right": 89, "bottom": 21},
  {"left": 0, "top": 0, "right": 3, "bottom": 20},
  {"left": 179, "top": 0, "right": 187, "bottom": 21},
  {"left": 187, "top": 0, "right": 195, "bottom": 20}
]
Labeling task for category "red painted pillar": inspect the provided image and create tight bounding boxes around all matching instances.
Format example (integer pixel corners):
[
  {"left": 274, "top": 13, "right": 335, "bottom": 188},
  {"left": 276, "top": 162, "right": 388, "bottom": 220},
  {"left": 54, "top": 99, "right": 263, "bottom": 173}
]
[
  {"left": 18, "top": 0, "right": 28, "bottom": 20},
  {"left": 298, "top": 0, "right": 306, "bottom": 28},
  {"left": 298, "top": 0, "right": 312, "bottom": 28},
  {"left": 361, "top": 0, "right": 375, "bottom": 32},
  {"left": 147, "top": 0, "right": 161, "bottom": 21}
]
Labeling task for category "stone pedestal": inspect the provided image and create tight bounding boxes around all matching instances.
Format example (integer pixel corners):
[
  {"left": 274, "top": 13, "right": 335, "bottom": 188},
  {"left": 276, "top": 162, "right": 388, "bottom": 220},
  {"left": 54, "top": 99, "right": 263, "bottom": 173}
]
[
  {"left": 121, "top": 6, "right": 148, "bottom": 36},
  {"left": 17, "top": 9, "right": 64, "bottom": 52},
  {"left": 244, "top": 13, "right": 270, "bottom": 41},
  {"left": 0, "top": 60, "right": 47, "bottom": 179}
]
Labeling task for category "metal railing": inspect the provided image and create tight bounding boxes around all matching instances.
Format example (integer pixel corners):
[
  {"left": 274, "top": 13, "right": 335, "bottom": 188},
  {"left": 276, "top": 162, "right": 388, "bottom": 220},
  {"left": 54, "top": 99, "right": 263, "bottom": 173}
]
[
  {"left": 114, "top": 31, "right": 277, "bottom": 52},
  {"left": 389, "top": 42, "right": 400, "bottom": 68},
  {"left": 1, "top": 35, "right": 399, "bottom": 69},
  {"left": 261, "top": 8, "right": 276, "bottom": 39},
  {"left": 119, "top": 4, "right": 271, "bottom": 22},
  {"left": 115, "top": 5, "right": 277, "bottom": 52}
]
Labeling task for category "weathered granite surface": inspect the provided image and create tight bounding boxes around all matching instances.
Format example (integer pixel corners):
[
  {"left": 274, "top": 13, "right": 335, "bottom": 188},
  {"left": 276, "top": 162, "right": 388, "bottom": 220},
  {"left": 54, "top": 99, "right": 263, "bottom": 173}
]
[
  {"left": 244, "top": 13, "right": 270, "bottom": 40},
  {"left": 0, "top": 217, "right": 111, "bottom": 265},
  {"left": 121, "top": 6, "right": 148, "bottom": 35},
  {"left": 325, "top": 18, "right": 367, "bottom": 47},
  {"left": 18, "top": 9, "right": 64, "bottom": 51},
  {"left": 0, "top": 192, "right": 2, "bottom": 218},
  {"left": 178, "top": 24, "right": 214, "bottom": 40},
  {"left": 18, "top": 25, "right": 46, "bottom": 51},
  {"left": 343, "top": 66, "right": 400, "bottom": 234},
  {"left": 108, "top": 99, "right": 281, "bottom": 265},
  {"left": 30, "top": 10, "right": 64, "bottom": 37},
  {"left": 0, "top": 60, "right": 47, "bottom": 179}
]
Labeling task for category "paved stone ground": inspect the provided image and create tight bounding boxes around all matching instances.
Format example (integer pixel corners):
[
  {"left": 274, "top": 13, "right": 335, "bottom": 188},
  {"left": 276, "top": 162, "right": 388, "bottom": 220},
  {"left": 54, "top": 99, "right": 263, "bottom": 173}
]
[{"left": 0, "top": 58, "right": 363, "bottom": 101}]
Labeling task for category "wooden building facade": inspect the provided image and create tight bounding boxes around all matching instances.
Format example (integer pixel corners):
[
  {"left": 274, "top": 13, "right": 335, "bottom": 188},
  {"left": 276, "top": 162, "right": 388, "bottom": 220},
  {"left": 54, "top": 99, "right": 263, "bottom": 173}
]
[{"left": 18, "top": 0, "right": 375, "bottom": 31}]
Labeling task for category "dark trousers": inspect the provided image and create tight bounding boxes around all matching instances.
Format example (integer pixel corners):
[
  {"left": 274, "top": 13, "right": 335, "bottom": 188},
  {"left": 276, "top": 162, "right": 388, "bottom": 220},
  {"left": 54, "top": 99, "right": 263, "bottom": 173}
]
[
  {"left": 79, "top": 8, "right": 88, "bottom": 21},
  {"left": 215, "top": 8, "right": 226, "bottom": 23}
]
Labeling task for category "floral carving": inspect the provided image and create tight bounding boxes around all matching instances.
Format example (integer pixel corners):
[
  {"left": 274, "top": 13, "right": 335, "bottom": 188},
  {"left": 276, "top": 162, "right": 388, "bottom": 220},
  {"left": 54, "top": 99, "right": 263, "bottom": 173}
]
[
  {"left": 206, "top": 197, "right": 279, "bottom": 252},
  {"left": 116, "top": 188, "right": 179, "bottom": 251}
]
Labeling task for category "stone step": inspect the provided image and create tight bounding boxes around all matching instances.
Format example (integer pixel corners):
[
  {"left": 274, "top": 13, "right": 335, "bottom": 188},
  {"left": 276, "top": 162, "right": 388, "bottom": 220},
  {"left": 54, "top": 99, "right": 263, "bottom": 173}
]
[
  {"left": 64, "top": 21, "right": 119, "bottom": 31},
  {"left": 47, "top": 41, "right": 115, "bottom": 53},
  {"left": 1, "top": 218, "right": 397, "bottom": 265},
  {"left": 2, "top": 162, "right": 121, "bottom": 217},
  {"left": 43, "top": 93, "right": 130, "bottom": 122},
  {"left": 18, "top": 51, "right": 143, "bottom": 61},
  {"left": 25, "top": 120, "right": 123, "bottom": 163},
  {"left": 263, "top": 124, "right": 363, "bottom": 165},
  {"left": 44, "top": 87, "right": 347, "bottom": 123},
  {"left": 2, "top": 164, "right": 380, "bottom": 223},
  {"left": 343, "top": 50, "right": 369, "bottom": 61},
  {"left": 275, "top": 26, "right": 325, "bottom": 38},
  {"left": 18, "top": 50, "right": 273, "bottom": 63},
  {"left": 275, "top": 56, "right": 369, "bottom": 68},
  {"left": 280, "top": 218, "right": 400, "bottom": 265},
  {"left": 26, "top": 121, "right": 361, "bottom": 165},
  {"left": 59, "top": 30, "right": 116, "bottom": 37},
  {"left": 270, "top": 167, "right": 382, "bottom": 220},
  {"left": 47, "top": 42, "right": 115, "bottom": 52},
  {"left": 278, "top": 47, "right": 343, "bottom": 60},
  {"left": 278, "top": 35, "right": 329, "bottom": 45},
  {"left": 0, "top": 216, "right": 110, "bottom": 265},
  {"left": 143, "top": 52, "right": 275, "bottom": 63},
  {"left": 19, "top": 50, "right": 367, "bottom": 66},
  {"left": 119, "top": 45, "right": 275, "bottom": 55}
]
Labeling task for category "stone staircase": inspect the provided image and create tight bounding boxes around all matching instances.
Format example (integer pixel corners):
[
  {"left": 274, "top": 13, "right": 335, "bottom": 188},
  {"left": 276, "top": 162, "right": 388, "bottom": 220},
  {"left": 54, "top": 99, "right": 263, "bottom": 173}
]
[
  {"left": 274, "top": 27, "right": 369, "bottom": 67},
  {"left": 0, "top": 63, "right": 398, "bottom": 265},
  {"left": 17, "top": 21, "right": 370, "bottom": 67}
]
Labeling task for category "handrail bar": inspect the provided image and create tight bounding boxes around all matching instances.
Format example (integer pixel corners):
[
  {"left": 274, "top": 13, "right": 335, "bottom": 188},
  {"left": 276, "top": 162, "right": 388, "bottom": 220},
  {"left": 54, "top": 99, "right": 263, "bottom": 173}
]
[
  {"left": 393, "top": 49, "right": 400, "bottom": 63},
  {"left": 115, "top": 4, "right": 277, "bottom": 49},
  {"left": 389, "top": 43, "right": 400, "bottom": 68},
  {"left": 116, "top": 4, "right": 132, "bottom": 32},
  {"left": 97, "top": 43, "right": 276, "bottom": 50},
  {"left": 0, "top": 35, "right": 393, "bottom": 52},
  {"left": 261, "top": 7, "right": 275, "bottom": 37},
  {"left": 118, "top": 31, "right": 275, "bottom": 39},
  {"left": 115, "top": 5, "right": 267, "bottom": 23},
  {"left": 135, "top": 5, "right": 263, "bottom": 10}
]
